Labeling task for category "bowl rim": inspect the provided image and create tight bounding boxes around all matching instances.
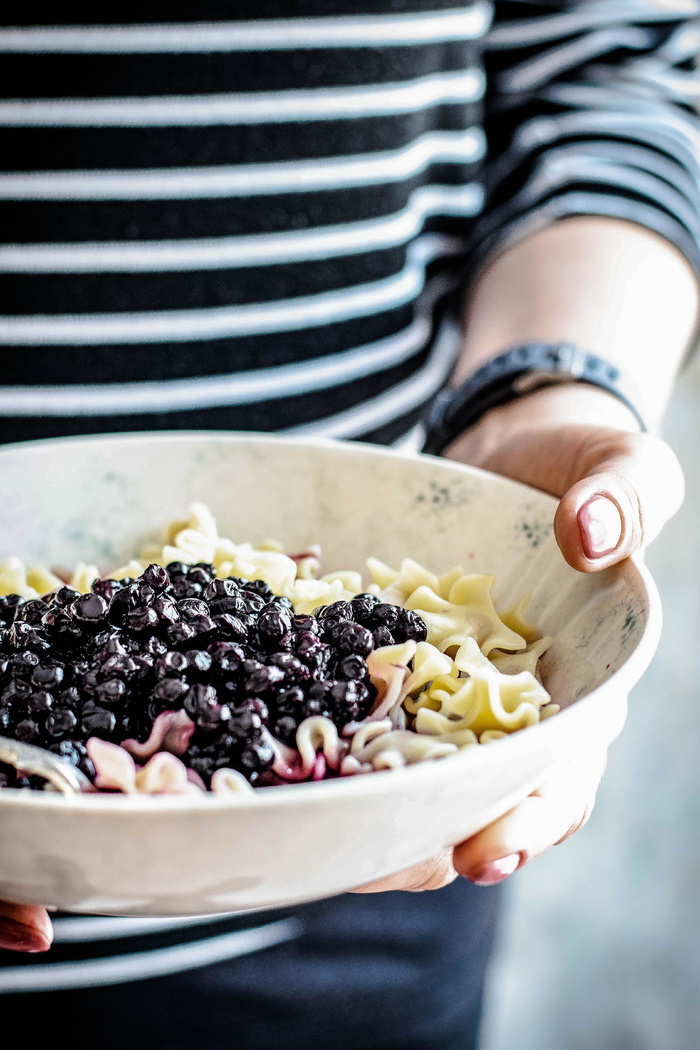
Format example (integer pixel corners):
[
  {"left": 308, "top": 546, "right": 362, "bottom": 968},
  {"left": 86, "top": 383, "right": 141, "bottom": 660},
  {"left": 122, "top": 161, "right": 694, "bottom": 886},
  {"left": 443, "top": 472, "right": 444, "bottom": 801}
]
[{"left": 0, "top": 430, "right": 661, "bottom": 814}]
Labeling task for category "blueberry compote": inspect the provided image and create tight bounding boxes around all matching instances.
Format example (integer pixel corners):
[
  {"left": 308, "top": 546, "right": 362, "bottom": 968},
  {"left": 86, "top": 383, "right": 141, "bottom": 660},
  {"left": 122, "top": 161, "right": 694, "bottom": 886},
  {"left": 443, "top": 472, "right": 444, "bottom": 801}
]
[{"left": 0, "top": 564, "right": 427, "bottom": 789}]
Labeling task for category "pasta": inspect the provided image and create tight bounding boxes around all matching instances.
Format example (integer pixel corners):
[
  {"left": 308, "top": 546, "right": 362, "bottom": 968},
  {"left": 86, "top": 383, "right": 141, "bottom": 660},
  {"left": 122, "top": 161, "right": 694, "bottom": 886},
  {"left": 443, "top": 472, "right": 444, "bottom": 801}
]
[{"left": 0, "top": 503, "right": 558, "bottom": 796}]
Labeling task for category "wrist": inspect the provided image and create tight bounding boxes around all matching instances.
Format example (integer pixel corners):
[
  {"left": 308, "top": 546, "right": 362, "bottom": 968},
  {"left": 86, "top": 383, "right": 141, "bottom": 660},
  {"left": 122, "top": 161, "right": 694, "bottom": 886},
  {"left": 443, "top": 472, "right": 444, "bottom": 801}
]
[{"left": 443, "top": 382, "right": 643, "bottom": 470}]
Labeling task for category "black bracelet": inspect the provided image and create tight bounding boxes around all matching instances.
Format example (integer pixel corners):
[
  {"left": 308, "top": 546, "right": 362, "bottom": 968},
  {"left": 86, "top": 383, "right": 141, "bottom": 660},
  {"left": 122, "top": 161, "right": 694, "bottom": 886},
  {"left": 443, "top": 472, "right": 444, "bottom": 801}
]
[{"left": 421, "top": 342, "right": 648, "bottom": 456}]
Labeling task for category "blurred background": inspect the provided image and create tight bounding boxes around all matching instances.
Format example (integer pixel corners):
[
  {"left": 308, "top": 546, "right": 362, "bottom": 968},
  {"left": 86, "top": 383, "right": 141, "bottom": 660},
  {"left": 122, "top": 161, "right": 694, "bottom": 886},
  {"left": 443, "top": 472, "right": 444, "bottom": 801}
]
[{"left": 481, "top": 353, "right": 700, "bottom": 1049}]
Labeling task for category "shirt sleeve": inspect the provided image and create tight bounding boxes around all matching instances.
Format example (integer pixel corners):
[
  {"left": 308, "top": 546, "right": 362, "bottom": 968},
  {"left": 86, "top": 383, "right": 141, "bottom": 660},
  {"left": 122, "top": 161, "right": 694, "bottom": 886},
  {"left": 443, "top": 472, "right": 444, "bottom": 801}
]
[{"left": 469, "top": 0, "right": 700, "bottom": 280}]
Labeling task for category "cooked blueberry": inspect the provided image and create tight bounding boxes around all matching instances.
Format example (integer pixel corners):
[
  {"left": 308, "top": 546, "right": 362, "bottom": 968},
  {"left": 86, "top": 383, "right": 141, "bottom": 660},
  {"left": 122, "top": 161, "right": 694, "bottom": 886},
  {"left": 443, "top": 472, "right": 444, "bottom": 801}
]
[
  {"left": 15, "top": 599, "right": 51, "bottom": 626},
  {"left": 291, "top": 613, "right": 320, "bottom": 635},
  {"left": 32, "top": 663, "right": 64, "bottom": 689},
  {"left": 52, "top": 587, "right": 80, "bottom": 609},
  {"left": 242, "top": 579, "right": 273, "bottom": 602},
  {"left": 349, "top": 593, "right": 380, "bottom": 622},
  {"left": 165, "top": 561, "right": 189, "bottom": 579},
  {"left": 15, "top": 718, "right": 41, "bottom": 743},
  {"left": 27, "top": 690, "right": 53, "bottom": 714},
  {"left": 256, "top": 606, "right": 292, "bottom": 648},
  {"left": 96, "top": 679, "right": 127, "bottom": 705},
  {"left": 71, "top": 592, "right": 108, "bottom": 623},
  {"left": 80, "top": 705, "right": 117, "bottom": 737},
  {"left": 152, "top": 678, "right": 189, "bottom": 706},
  {"left": 45, "top": 707, "right": 78, "bottom": 738},
  {"left": 336, "top": 654, "right": 368, "bottom": 681},
  {"left": 400, "top": 609, "right": 428, "bottom": 642},
  {"left": 187, "top": 564, "right": 216, "bottom": 586},
  {"left": 185, "top": 649, "right": 213, "bottom": 675},
  {"left": 153, "top": 596, "right": 179, "bottom": 624},
  {"left": 204, "top": 578, "right": 239, "bottom": 601},
  {"left": 92, "top": 578, "right": 124, "bottom": 603},
  {"left": 330, "top": 621, "right": 373, "bottom": 657},
  {"left": 155, "top": 651, "right": 189, "bottom": 678},
  {"left": 0, "top": 594, "right": 26, "bottom": 626},
  {"left": 208, "top": 641, "right": 246, "bottom": 675},
  {"left": 142, "top": 564, "right": 170, "bottom": 591},
  {"left": 212, "top": 613, "right": 248, "bottom": 642},
  {"left": 371, "top": 603, "right": 401, "bottom": 631},
  {"left": 126, "top": 606, "right": 160, "bottom": 633}
]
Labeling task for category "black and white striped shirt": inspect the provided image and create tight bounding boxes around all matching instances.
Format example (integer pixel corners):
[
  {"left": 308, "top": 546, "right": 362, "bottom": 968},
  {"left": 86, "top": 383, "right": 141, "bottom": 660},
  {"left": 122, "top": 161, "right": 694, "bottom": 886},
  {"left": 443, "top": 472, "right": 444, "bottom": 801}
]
[{"left": 0, "top": 0, "right": 699, "bottom": 992}]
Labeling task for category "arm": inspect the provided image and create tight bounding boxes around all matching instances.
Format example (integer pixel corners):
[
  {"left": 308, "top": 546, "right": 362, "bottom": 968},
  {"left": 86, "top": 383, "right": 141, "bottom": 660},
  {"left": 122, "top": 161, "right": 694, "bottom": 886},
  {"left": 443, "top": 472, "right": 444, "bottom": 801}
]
[{"left": 448, "top": 215, "right": 697, "bottom": 575}]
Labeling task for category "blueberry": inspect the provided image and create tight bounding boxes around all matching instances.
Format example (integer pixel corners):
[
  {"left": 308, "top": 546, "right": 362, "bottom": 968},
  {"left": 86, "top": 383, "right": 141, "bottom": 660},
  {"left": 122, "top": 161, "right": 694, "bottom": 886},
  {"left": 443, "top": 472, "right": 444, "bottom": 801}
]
[
  {"left": 330, "top": 621, "right": 373, "bottom": 657},
  {"left": 212, "top": 614, "right": 248, "bottom": 642},
  {"left": 32, "top": 663, "right": 64, "bottom": 689},
  {"left": 256, "top": 606, "right": 293, "bottom": 648},
  {"left": 243, "top": 579, "right": 273, "bottom": 602},
  {"left": 92, "top": 579, "right": 125, "bottom": 603},
  {"left": 96, "top": 679, "right": 127, "bottom": 705},
  {"left": 177, "top": 598, "right": 209, "bottom": 622},
  {"left": 15, "top": 718, "right": 41, "bottom": 743},
  {"left": 152, "top": 677, "right": 189, "bottom": 706},
  {"left": 45, "top": 707, "right": 78, "bottom": 738},
  {"left": 0, "top": 594, "right": 26, "bottom": 627},
  {"left": 349, "top": 593, "right": 380, "bottom": 623},
  {"left": 126, "top": 606, "right": 160, "bottom": 633},
  {"left": 291, "top": 613, "right": 320, "bottom": 635},
  {"left": 71, "top": 592, "right": 108, "bottom": 623},
  {"left": 208, "top": 641, "right": 246, "bottom": 675},
  {"left": 185, "top": 649, "right": 213, "bottom": 676},
  {"left": 80, "top": 704, "right": 117, "bottom": 738},
  {"left": 204, "top": 578, "right": 240, "bottom": 602},
  {"left": 155, "top": 651, "right": 189, "bottom": 678},
  {"left": 15, "top": 599, "right": 51, "bottom": 626},
  {"left": 165, "top": 561, "right": 189, "bottom": 579},
  {"left": 142, "top": 564, "right": 170, "bottom": 592},
  {"left": 51, "top": 587, "right": 81, "bottom": 609},
  {"left": 185, "top": 684, "right": 228, "bottom": 731},
  {"left": 371, "top": 603, "right": 401, "bottom": 631},
  {"left": 245, "top": 664, "right": 285, "bottom": 696},
  {"left": 336, "top": 654, "right": 368, "bottom": 681},
  {"left": 372, "top": 626, "right": 395, "bottom": 648},
  {"left": 400, "top": 609, "right": 428, "bottom": 643},
  {"left": 27, "top": 690, "right": 53, "bottom": 714}
]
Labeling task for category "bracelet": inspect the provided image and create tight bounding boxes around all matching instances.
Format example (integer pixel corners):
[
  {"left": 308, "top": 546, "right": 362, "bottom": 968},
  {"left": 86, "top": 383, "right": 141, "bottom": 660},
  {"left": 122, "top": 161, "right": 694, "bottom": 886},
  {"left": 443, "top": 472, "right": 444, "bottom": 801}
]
[{"left": 421, "top": 342, "right": 648, "bottom": 456}]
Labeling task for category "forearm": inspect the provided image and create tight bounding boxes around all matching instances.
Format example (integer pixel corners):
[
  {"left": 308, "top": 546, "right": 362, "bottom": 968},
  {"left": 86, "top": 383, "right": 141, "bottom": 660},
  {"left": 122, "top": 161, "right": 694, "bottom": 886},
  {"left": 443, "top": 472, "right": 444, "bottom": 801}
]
[{"left": 453, "top": 215, "right": 700, "bottom": 434}]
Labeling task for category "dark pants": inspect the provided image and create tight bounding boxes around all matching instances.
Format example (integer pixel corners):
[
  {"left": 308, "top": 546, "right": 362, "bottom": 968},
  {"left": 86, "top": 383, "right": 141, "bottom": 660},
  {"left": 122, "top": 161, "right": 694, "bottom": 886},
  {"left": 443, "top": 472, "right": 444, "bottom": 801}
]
[{"left": 0, "top": 879, "right": 501, "bottom": 1050}]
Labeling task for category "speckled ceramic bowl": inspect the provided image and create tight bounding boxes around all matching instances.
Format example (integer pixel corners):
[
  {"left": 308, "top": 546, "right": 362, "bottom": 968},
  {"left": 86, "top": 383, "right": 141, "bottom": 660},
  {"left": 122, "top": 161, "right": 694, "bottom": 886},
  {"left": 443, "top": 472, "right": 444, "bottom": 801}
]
[{"left": 0, "top": 433, "right": 660, "bottom": 916}]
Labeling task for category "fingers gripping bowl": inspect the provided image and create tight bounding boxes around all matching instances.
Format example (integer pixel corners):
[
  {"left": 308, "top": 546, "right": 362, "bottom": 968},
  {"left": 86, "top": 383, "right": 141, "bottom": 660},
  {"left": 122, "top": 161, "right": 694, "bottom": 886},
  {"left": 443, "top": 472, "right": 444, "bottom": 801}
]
[{"left": 0, "top": 433, "right": 659, "bottom": 916}]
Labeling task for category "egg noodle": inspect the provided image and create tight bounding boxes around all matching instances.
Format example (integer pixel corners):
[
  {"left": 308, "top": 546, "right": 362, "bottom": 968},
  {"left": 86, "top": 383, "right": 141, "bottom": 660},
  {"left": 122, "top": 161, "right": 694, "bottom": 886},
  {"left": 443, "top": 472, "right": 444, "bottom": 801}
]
[{"left": 0, "top": 503, "right": 558, "bottom": 795}]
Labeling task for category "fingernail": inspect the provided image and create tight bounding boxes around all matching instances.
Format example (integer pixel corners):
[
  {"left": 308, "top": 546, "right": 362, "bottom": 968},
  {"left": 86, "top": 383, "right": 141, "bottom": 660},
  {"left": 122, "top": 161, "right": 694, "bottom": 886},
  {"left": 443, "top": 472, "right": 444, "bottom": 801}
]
[
  {"left": 0, "top": 919, "right": 51, "bottom": 953},
  {"left": 469, "top": 853, "right": 521, "bottom": 886},
  {"left": 578, "top": 496, "right": 622, "bottom": 558}
]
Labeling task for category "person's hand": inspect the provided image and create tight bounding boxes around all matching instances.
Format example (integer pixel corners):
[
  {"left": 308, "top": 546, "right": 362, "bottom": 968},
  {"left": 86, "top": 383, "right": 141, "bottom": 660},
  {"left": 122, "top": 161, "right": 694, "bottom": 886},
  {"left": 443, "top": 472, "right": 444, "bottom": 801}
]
[
  {"left": 0, "top": 901, "right": 52, "bottom": 952},
  {"left": 352, "top": 383, "right": 684, "bottom": 893}
]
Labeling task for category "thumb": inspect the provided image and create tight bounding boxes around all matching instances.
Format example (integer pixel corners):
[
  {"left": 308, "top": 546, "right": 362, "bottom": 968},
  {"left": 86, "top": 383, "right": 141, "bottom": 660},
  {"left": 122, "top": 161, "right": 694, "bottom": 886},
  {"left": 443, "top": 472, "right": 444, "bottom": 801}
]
[{"left": 553, "top": 429, "right": 684, "bottom": 572}]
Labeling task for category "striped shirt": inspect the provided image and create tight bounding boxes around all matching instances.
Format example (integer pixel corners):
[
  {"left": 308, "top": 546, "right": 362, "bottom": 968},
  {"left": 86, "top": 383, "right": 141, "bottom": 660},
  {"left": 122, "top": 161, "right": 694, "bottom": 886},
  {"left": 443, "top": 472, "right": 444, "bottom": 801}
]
[{"left": 0, "top": 0, "right": 699, "bottom": 994}]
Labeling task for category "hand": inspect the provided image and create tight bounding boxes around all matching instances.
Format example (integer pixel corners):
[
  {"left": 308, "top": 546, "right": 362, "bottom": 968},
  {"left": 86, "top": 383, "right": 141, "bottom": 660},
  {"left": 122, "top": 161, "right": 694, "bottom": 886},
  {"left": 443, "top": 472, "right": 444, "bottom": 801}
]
[
  {"left": 0, "top": 901, "right": 52, "bottom": 952},
  {"left": 353, "top": 383, "right": 684, "bottom": 893}
]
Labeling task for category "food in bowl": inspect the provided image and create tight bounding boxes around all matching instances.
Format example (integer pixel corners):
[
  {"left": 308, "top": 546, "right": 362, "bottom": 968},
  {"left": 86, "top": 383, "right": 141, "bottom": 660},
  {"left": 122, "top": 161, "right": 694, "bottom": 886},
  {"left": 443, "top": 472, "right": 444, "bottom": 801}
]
[{"left": 0, "top": 502, "right": 557, "bottom": 796}]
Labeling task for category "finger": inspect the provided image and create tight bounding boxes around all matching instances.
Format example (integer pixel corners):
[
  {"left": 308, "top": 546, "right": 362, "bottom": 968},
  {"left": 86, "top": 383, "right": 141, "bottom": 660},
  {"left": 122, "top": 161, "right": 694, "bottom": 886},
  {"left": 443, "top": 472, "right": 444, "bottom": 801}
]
[
  {"left": 553, "top": 431, "right": 684, "bottom": 572},
  {"left": 0, "top": 902, "right": 53, "bottom": 953},
  {"left": 350, "top": 851, "right": 457, "bottom": 893},
  {"left": 453, "top": 748, "right": 607, "bottom": 885}
]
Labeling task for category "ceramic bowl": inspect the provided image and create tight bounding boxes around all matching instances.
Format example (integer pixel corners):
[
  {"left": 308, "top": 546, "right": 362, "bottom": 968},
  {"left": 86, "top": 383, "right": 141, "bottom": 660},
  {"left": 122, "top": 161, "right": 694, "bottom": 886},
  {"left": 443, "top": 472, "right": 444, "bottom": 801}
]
[{"left": 0, "top": 433, "right": 660, "bottom": 916}]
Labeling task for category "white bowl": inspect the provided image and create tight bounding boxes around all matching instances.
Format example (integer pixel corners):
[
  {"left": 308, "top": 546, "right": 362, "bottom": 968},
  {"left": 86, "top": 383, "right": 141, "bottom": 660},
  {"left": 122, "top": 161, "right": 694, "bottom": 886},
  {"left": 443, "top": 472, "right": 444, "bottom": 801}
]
[{"left": 0, "top": 433, "right": 660, "bottom": 916}]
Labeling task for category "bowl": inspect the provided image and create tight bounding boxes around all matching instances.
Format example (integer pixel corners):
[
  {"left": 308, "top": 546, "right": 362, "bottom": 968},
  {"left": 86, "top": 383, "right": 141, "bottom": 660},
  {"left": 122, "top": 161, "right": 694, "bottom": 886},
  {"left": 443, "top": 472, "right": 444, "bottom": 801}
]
[{"left": 0, "top": 432, "right": 660, "bottom": 916}]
